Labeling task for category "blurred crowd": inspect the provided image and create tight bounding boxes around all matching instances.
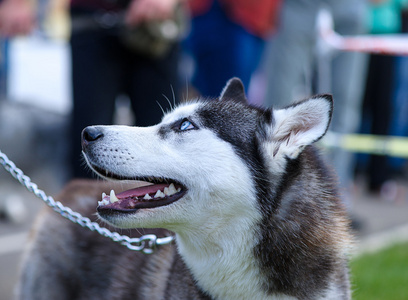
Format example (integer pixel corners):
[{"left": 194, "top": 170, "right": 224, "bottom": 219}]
[{"left": 1, "top": 0, "right": 408, "bottom": 209}]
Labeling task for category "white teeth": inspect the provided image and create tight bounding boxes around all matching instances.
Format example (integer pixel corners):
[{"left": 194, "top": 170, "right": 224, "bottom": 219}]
[
  {"left": 98, "top": 192, "right": 110, "bottom": 206},
  {"left": 163, "top": 187, "right": 170, "bottom": 195},
  {"left": 98, "top": 199, "right": 110, "bottom": 206},
  {"left": 169, "top": 183, "right": 177, "bottom": 194},
  {"left": 100, "top": 183, "right": 181, "bottom": 204},
  {"left": 110, "top": 190, "right": 119, "bottom": 203},
  {"left": 164, "top": 183, "right": 178, "bottom": 196},
  {"left": 154, "top": 190, "right": 165, "bottom": 198}
]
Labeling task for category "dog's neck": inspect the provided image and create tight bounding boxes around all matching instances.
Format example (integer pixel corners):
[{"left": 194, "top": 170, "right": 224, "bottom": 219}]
[{"left": 174, "top": 214, "right": 295, "bottom": 300}]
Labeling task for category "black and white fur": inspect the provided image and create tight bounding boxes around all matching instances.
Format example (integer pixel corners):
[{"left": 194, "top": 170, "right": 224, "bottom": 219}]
[{"left": 17, "top": 78, "right": 351, "bottom": 300}]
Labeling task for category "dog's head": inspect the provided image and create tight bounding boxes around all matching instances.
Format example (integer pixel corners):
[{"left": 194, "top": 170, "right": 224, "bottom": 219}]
[{"left": 82, "top": 78, "right": 333, "bottom": 233}]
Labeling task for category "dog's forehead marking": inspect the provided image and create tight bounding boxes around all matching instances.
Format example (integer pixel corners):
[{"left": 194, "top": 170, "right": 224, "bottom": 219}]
[{"left": 162, "top": 102, "right": 201, "bottom": 124}]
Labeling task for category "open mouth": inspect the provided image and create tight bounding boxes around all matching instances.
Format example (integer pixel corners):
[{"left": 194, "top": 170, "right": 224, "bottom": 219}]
[{"left": 90, "top": 164, "right": 187, "bottom": 214}]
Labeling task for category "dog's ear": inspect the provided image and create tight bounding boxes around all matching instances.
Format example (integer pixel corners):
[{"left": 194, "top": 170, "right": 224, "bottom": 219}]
[
  {"left": 219, "top": 77, "right": 247, "bottom": 103},
  {"left": 266, "top": 95, "right": 333, "bottom": 159}
]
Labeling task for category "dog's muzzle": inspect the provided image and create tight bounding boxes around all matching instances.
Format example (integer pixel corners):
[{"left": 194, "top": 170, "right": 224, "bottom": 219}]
[{"left": 80, "top": 125, "right": 188, "bottom": 214}]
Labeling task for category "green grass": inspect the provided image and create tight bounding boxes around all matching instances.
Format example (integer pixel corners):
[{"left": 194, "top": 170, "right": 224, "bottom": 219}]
[{"left": 351, "top": 242, "right": 408, "bottom": 300}]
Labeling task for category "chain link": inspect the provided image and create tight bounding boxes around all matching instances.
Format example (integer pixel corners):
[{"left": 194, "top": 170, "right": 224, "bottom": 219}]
[{"left": 0, "top": 150, "right": 174, "bottom": 254}]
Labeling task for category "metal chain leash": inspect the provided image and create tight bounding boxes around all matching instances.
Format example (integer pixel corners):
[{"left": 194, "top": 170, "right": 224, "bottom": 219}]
[{"left": 0, "top": 150, "right": 174, "bottom": 254}]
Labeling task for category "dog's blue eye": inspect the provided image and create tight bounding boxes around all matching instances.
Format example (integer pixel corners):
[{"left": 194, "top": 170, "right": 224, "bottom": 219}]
[{"left": 180, "top": 120, "right": 194, "bottom": 131}]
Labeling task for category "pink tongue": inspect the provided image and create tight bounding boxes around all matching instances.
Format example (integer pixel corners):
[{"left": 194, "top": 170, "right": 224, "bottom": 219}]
[{"left": 116, "top": 184, "right": 170, "bottom": 199}]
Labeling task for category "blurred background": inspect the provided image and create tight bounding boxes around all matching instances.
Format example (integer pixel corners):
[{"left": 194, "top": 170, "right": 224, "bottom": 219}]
[{"left": 1, "top": 0, "right": 408, "bottom": 299}]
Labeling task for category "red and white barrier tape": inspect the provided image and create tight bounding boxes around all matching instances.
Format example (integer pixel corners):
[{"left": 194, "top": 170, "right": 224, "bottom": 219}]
[{"left": 317, "top": 9, "right": 408, "bottom": 56}]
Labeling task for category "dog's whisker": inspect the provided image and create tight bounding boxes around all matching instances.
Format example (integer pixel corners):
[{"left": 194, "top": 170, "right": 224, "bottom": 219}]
[
  {"left": 170, "top": 84, "right": 176, "bottom": 108},
  {"left": 185, "top": 78, "right": 188, "bottom": 102},
  {"left": 156, "top": 101, "right": 166, "bottom": 116},
  {"left": 162, "top": 93, "right": 173, "bottom": 111}
]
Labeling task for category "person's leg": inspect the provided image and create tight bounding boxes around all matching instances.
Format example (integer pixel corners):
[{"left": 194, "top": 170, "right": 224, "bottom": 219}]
[
  {"left": 185, "top": 1, "right": 264, "bottom": 97},
  {"left": 368, "top": 55, "right": 394, "bottom": 190},
  {"left": 126, "top": 44, "right": 181, "bottom": 127},
  {"left": 69, "top": 28, "right": 123, "bottom": 178},
  {"left": 186, "top": 1, "right": 235, "bottom": 97},
  {"left": 262, "top": 2, "right": 317, "bottom": 108},
  {"left": 389, "top": 56, "right": 408, "bottom": 171},
  {"left": 231, "top": 26, "right": 265, "bottom": 92}
]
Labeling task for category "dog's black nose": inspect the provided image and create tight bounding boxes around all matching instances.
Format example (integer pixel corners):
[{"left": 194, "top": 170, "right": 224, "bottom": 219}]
[{"left": 82, "top": 126, "right": 104, "bottom": 150}]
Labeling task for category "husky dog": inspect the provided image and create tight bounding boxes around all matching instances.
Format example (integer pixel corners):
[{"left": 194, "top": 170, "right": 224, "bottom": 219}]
[{"left": 17, "top": 78, "right": 352, "bottom": 300}]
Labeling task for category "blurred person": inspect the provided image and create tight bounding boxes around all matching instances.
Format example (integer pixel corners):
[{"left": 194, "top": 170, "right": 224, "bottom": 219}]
[
  {"left": 358, "top": 0, "right": 408, "bottom": 197},
  {"left": 183, "top": 0, "right": 282, "bottom": 97},
  {"left": 69, "top": 0, "right": 185, "bottom": 178},
  {"left": 262, "top": 0, "right": 368, "bottom": 214},
  {"left": 0, "top": 0, "right": 185, "bottom": 178},
  {"left": 325, "top": 1, "right": 368, "bottom": 211}
]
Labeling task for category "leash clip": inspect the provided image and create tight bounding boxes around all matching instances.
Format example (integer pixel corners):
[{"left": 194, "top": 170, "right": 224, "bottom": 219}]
[{"left": 124, "top": 234, "right": 175, "bottom": 254}]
